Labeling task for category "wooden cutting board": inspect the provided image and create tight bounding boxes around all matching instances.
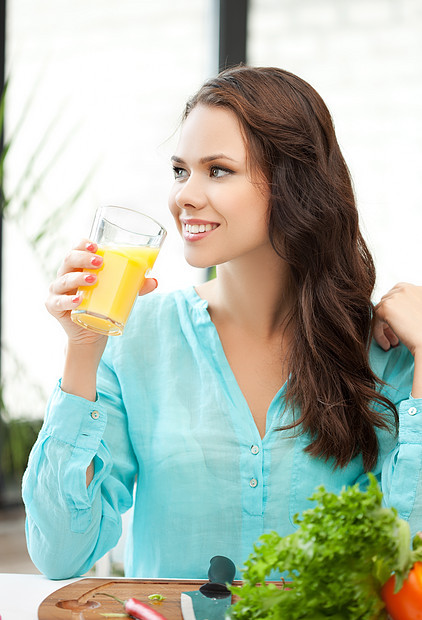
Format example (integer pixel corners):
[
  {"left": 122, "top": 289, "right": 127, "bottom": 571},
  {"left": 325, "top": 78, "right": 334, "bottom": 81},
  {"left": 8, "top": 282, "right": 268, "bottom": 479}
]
[{"left": 38, "top": 577, "right": 241, "bottom": 619}]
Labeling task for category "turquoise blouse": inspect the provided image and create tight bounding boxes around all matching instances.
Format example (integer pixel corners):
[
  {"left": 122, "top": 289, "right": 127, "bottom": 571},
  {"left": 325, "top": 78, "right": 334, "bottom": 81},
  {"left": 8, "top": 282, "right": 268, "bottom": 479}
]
[{"left": 23, "top": 287, "right": 422, "bottom": 580}]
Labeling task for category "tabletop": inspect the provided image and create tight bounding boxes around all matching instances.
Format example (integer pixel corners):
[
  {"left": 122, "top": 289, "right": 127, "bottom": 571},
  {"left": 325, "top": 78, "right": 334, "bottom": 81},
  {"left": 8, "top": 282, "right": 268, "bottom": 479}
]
[{"left": 0, "top": 573, "right": 78, "bottom": 620}]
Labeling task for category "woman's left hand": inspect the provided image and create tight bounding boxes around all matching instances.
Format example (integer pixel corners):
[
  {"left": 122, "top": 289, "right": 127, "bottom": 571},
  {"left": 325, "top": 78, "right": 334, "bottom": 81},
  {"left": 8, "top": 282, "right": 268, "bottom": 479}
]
[{"left": 374, "top": 283, "right": 422, "bottom": 355}]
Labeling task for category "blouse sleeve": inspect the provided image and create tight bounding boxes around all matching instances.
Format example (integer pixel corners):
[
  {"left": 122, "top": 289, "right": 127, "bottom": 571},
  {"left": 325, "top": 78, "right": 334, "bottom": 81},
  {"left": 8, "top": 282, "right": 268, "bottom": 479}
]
[
  {"left": 381, "top": 396, "right": 422, "bottom": 536},
  {"left": 22, "top": 352, "right": 137, "bottom": 579},
  {"left": 373, "top": 342, "right": 422, "bottom": 536}
]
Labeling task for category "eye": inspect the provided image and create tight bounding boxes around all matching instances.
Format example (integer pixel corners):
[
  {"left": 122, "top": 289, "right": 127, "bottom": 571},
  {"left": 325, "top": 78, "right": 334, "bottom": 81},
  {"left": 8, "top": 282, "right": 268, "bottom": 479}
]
[
  {"left": 209, "top": 166, "right": 233, "bottom": 178},
  {"left": 172, "top": 166, "right": 188, "bottom": 180}
]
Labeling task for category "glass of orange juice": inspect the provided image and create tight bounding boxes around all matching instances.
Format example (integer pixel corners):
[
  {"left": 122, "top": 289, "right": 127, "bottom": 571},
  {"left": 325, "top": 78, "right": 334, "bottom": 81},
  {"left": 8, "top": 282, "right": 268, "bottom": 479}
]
[{"left": 71, "top": 205, "right": 166, "bottom": 336}]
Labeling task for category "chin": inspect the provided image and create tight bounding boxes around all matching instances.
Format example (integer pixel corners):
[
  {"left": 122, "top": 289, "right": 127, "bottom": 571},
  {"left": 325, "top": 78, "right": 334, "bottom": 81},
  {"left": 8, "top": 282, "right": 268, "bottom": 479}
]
[
  {"left": 183, "top": 251, "right": 216, "bottom": 270},
  {"left": 185, "top": 257, "right": 213, "bottom": 269},
  {"left": 183, "top": 246, "right": 229, "bottom": 269}
]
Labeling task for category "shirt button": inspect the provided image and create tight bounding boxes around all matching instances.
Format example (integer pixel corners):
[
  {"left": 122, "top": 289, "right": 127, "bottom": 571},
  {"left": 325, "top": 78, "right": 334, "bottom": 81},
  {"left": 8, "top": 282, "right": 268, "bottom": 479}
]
[
  {"left": 250, "top": 445, "right": 260, "bottom": 455},
  {"left": 408, "top": 406, "right": 418, "bottom": 416},
  {"left": 90, "top": 410, "right": 100, "bottom": 420},
  {"left": 249, "top": 478, "right": 258, "bottom": 488}
]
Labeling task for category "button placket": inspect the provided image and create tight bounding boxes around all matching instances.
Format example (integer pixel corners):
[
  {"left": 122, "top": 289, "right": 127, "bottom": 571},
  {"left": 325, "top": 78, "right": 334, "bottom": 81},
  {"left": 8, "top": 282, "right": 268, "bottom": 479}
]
[
  {"left": 242, "top": 438, "right": 264, "bottom": 516},
  {"left": 249, "top": 444, "right": 260, "bottom": 488}
]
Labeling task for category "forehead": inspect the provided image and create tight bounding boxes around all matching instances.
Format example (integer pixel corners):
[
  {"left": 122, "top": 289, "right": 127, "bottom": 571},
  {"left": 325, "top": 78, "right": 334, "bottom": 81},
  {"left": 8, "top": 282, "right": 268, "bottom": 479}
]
[{"left": 176, "top": 104, "right": 247, "bottom": 160}]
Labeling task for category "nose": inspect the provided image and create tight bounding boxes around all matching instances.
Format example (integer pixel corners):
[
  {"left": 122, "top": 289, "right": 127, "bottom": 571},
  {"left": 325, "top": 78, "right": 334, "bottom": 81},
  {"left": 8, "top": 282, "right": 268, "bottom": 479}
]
[{"left": 173, "top": 173, "right": 207, "bottom": 211}]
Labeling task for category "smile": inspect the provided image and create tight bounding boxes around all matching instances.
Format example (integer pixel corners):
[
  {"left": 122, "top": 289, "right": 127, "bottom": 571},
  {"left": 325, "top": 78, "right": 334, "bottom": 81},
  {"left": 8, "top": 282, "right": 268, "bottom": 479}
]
[
  {"left": 181, "top": 220, "right": 220, "bottom": 242},
  {"left": 184, "top": 223, "right": 218, "bottom": 234}
]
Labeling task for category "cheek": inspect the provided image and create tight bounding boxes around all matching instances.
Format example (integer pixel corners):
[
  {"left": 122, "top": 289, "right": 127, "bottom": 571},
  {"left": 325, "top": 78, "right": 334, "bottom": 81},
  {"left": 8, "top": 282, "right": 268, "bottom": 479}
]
[{"left": 168, "top": 191, "right": 180, "bottom": 227}]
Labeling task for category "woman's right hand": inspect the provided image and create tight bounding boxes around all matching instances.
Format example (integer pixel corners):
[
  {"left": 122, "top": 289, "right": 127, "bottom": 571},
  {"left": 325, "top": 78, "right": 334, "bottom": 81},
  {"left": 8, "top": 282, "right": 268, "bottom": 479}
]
[
  {"left": 46, "top": 239, "right": 111, "bottom": 400},
  {"left": 47, "top": 239, "right": 159, "bottom": 400},
  {"left": 46, "top": 239, "right": 159, "bottom": 347},
  {"left": 45, "top": 239, "right": 107, "bottom": 347}
]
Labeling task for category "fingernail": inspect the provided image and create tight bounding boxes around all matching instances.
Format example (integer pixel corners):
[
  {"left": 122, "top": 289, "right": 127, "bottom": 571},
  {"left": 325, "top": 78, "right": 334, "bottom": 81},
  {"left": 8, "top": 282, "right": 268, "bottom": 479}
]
[
  {"left": 72, "top": 294, "right": 81, "bottom": 304},
  {"left": 91, "top": 255, "right": 102, "bottom": 266},
  {"left": 152, "top": 278, "right": 158, "bottom": 289},
  {"left": 84, "top": 274, "right": 96, "bottom": 283},
  {"left": 86, "top": 242, "right": 96, "bottom": 252}
]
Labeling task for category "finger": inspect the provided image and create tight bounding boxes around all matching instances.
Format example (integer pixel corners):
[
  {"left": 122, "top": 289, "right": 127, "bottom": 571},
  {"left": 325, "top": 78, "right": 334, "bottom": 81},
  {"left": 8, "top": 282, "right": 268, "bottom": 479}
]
[
  {"left": 373, "top": 320, "right": 392, "bottom": 351},
  {"left": 138, "top": 278, "right": 158, "bottom": 297},
  {"left": 376, "top": 283, "right": 403, "bottom": 305},
  {"left": 378, "top": 282, "right": 414, "bottom": 304},
  {"left": 383, "top": 325, "right": 400, "bottom": 347},
  {"left": 50, "top": 270, "right": 98, "bottom": 296},
  {"left": 375, "top": 291, "right": 396, "bottom": 308},
  {"left": 45, "top": 290, "right": 83, "bottom": 316},
  {"left": 56, "top": 240, "right": 101, "bottom": 277},
  {"left": 374, "top": 298, "right": 391, "bottom": 322}
]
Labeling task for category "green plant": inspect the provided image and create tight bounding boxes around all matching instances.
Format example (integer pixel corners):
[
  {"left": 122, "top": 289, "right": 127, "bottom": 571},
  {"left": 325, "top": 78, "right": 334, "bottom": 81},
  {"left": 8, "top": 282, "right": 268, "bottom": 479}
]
[{"left": 0, "top": 415, "right": 42, "bottom": 482}]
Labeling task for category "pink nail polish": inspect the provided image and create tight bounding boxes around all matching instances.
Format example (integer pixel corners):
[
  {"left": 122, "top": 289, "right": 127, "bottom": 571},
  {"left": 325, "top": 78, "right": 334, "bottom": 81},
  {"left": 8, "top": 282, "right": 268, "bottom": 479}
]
[
  {"left": 86, "top": 242, "right": 96, "bottom": 252},
  {"left": 72, "top": 294, "right": 81, "bottom": 304},
  {"left": 91, "top": 255, "right": 102, "bottom": 266},
  {"left": 84, "top": 274, "right": 96, "bottom": 283}
]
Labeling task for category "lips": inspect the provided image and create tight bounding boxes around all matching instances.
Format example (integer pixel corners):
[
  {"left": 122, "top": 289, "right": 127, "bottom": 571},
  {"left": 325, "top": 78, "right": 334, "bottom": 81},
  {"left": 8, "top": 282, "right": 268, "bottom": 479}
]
[{"left": 181, "top": 219, "right": 219, "bottom": 241}]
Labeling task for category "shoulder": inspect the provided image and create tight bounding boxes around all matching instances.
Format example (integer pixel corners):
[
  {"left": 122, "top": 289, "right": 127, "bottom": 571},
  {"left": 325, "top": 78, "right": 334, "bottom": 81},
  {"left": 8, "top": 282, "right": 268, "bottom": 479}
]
[{"left": 369, "top": 340, "right": 414, "bottom": 403}]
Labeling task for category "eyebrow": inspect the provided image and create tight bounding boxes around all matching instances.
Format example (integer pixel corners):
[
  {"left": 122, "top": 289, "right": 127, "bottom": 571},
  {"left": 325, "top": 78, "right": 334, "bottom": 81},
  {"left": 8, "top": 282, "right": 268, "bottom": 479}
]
[{"left": 171, "top": 153, "right": 237, "bottom": 165}]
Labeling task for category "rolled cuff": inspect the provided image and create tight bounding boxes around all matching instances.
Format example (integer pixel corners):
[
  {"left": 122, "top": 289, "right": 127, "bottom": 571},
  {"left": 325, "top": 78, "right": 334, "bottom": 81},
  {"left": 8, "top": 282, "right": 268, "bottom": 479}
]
[{"left": 43, "top": 380, "right": 107, "bottom": 450}]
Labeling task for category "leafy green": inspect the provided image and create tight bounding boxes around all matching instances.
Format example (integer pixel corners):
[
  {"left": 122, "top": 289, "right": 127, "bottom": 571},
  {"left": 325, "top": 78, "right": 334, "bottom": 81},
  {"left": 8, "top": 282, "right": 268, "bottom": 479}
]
[
  {"left": 228, "top": 475, "right": 422, "bottom": 619},
  {"left": 148, "top": 593, "right": 166, "bottom": 601}
]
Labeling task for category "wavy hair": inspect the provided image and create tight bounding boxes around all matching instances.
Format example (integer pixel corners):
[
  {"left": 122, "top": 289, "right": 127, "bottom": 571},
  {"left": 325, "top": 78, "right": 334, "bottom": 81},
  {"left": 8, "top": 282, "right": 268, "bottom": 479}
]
[{"left": 183, "top": 65, "right": 397, "bottom": 470}]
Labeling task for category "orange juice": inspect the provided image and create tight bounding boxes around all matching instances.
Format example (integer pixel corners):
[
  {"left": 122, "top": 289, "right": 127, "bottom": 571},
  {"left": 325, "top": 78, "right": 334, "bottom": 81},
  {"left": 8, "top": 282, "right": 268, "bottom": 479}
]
[{"left": 71, "top": 245, "right": 159, "bottom": 335}]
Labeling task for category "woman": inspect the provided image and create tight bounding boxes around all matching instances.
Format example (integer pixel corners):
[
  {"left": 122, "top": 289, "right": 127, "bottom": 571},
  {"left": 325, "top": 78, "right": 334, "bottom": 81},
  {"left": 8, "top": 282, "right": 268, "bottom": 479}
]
[{"left": 23, "top": 66, "right": 422, "bottom": 580}]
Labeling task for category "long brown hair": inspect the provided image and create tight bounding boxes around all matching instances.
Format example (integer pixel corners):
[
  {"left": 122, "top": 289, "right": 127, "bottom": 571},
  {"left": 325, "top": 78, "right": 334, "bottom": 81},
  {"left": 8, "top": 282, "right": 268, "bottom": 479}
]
[{"left": 184, "top": 65, "right": 397, "bottom": 470}]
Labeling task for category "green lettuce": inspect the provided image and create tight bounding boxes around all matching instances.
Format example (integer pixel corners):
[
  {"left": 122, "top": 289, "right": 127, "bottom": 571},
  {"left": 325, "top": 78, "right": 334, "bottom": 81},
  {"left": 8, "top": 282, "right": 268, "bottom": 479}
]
[{"left": 228, "top": 475, "right": 422, "bottom": 619}]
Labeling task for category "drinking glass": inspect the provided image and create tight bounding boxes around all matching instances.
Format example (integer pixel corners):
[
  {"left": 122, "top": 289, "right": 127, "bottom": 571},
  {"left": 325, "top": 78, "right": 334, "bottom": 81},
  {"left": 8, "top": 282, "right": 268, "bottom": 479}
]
[{"left": 71, "top": 205, "right": 166, "bottom": 336}]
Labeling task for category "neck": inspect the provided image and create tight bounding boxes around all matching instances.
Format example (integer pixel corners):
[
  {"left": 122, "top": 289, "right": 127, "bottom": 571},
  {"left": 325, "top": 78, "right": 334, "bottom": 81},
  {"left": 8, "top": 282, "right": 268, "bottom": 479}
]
[{"left": 199, "top": 247, "right": 294, "bottom": 339}]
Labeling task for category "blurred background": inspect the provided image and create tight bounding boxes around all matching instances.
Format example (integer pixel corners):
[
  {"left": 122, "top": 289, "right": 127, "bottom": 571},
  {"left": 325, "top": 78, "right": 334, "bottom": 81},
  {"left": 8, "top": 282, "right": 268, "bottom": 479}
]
[{"left": 0, "top": 0, "right": 421, "bottom": 574}]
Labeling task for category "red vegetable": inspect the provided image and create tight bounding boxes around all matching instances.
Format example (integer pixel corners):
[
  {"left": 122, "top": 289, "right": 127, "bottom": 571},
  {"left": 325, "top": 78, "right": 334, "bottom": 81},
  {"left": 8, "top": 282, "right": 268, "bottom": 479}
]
[
  {"left": 124, "top": 596, "right": 167, "bottom": 620},
  {"left": 382, "top": 561, "right": 422, "bottom": 620},
  {"left": 96, "top": 592, "right": 167, "bottom": 620}
]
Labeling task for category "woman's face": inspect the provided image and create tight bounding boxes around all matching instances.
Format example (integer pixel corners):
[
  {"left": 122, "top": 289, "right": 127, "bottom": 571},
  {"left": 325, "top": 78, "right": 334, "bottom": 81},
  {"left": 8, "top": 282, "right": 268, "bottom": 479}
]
[{"left": 168, "top": 104, "right": 272, "bottom": 269}]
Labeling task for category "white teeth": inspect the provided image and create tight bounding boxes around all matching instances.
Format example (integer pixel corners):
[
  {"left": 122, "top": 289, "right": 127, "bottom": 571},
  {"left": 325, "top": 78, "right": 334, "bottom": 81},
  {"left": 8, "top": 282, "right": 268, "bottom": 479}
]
[{"left": 185, "top": 223, "right": 217, "bottom": 234}]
